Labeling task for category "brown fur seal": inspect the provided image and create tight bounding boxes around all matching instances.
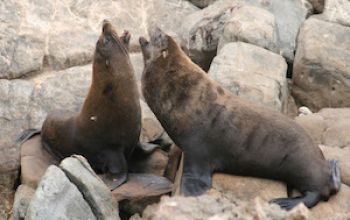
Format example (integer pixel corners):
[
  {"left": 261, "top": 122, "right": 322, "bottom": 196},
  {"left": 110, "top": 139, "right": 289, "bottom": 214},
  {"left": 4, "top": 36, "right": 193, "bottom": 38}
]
[
  {"left": 40, "top": 20, "right": 141, "bottom": 189},
  {"left": 139, "top": 28, "right": 341, "bottom": 210}
]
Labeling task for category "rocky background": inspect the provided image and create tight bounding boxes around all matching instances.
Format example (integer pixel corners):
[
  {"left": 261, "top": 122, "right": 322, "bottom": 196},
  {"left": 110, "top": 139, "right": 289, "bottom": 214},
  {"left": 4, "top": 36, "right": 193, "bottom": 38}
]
[{"left": 0, "top": 0, "right": 350, "bottom": 219}]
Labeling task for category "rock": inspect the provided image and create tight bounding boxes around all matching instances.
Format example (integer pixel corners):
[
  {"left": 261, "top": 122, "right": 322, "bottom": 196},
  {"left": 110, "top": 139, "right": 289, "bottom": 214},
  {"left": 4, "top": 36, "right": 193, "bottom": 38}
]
[
  {"left": 218, "top": 5, "right": 279, "bottom": 54},
  {"left": 180, "top": 0, "right": 242, "bottom": 70},
  {"left": 29, "top": 65, "right": 91, "bottom": 128},
  {"left": 129, "top": 149, "right": 169, "bottom": 176},
  {"left": 295, "top": 108, "right": 350, "bottom": 148},
  {"left": 112, "top": 174, "right": 173, "bottom": 219},
  {"left": 320, "top": 145, "right": 350, "bottom": 186},
  {"left": 322, "top": 119, "right": 350, "bottom": 148},
  {"left": 26, "top": 165, "right": 96, "bottom": 220},
  {"left": 187, "top": 0, "right": 218, "bottom": 8},
  {"left": 308, "top": 0, "right": 324, "bottom": 13},
  {"left": 60, "top": 155, "right": 119, "bottom": 220},
  {"left": 292, "top": 17, "right": 350, "bottom": 112},
  {"left": 244, "top": 0, "right": 311, "bottom": 62},
  {"left": 208, "top": 42, "right": 288, "bottom": 111},
  {"left": 298, "top": 106, "right": 313, "bottom": 116},
  {"left": 164, "top": 145, "right": 182, "bottom": 182},
  {"left": 140, "top": 100, "right": 164, "bottom": 143},
  {"left": 0, "top": 79, "right": 34, "bottom": 142},
  {"left": 12, "top": 184, "right": 35, "bottom": 220},
  {"left": 212, "top": 173, "right": 287, "bottom": 202},
  {"left": 20, "top": 134, "right": 57, "bottom": 188},
  {"left": 321, "top": 0, "right": 350, "bottom": 27},
  {"left": 112, "top": 174, "right": 172, "bottom": 202},
  {"left": 295, "top": 114, "right": 326, "bottom": 145},
  {"left": 131, "top": 193, "right": 311, "bottom": 220}
]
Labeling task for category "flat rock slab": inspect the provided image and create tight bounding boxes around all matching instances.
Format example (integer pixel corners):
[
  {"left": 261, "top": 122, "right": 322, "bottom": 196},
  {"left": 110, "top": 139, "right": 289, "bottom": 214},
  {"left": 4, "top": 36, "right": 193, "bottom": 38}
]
[
  {"left": 208, "top": 42, "right": 287, "bottom": 111},
  {"left": 26, "top": 165, "right": 96, "bottom": 220},
  {"left": 20, "top": 134, "right": 57, "bottom": 189},
  {"left": 112, "top": 174, "right": 173, "bottom": 202}
]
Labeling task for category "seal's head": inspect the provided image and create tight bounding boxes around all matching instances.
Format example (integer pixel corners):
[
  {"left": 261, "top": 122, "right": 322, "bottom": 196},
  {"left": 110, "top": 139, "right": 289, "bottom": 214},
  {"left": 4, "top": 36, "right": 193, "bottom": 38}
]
[{"left": 94, "top": 20, "right": 132, "bottom": 75}]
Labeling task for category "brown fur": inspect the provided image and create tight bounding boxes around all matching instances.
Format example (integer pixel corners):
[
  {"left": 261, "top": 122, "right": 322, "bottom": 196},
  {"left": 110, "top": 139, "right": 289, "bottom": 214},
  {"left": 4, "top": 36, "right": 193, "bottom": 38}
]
[
  {"left": 139, "top": 29, "right": 340, "bottom": 209},
  {"left": 41, "top": 21, "right": 141, "bottom": 189}
]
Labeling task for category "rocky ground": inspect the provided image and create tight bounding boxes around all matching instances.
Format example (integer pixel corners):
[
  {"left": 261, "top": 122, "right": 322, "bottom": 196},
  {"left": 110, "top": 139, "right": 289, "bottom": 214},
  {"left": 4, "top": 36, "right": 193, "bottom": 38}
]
[{"left": 1, "top": 0, "right": 350, "bottom": 219}]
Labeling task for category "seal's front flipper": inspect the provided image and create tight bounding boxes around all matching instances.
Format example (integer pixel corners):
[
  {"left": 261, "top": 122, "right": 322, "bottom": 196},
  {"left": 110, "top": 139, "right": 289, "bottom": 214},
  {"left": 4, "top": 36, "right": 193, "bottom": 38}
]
[
  {"left": 180, "top": 155, "right": 212, "bottom": 196},
  {"left": 102, "top": 150, "right": 128, "bottom": 190},
  {"left": 270, "top": 191, "right": 321, "bottom": 210},
  {"left": 16, "top": 128, "right": 41, "bottom": 145}
]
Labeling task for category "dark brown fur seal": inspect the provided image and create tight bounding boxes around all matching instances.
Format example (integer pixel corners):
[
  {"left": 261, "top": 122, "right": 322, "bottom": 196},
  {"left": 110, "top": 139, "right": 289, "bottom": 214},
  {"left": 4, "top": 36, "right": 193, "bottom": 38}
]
[
  {"left": 41, "top": 20, "right": 141, "bottom": 189},
  {"left": 139, "top": 28, "right": 341, "bottom": 210}
]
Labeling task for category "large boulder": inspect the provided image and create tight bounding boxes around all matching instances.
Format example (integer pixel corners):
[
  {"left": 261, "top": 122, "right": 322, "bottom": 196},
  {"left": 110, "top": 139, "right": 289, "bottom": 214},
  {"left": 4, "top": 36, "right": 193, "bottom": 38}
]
[
  {"left": 208, "top": 42, "right": 288, "bottom": 112},
  {"left": 60, "top": 156, "right": 119, "bottom": 220},
  {"left": 26, "top": 165, "right": 96, "bottom": 220},
  {"left": 12, "top": 184, "right": 35, "bottom": 220},
  {"left": 218, "top": 5, "right": 279, "bottom": 54},
  {"left": 321, "top": 0, "right": 350, "bottom": 27},
  {"left": 292, "top": 17, "right": 350, "bottom": 112}
]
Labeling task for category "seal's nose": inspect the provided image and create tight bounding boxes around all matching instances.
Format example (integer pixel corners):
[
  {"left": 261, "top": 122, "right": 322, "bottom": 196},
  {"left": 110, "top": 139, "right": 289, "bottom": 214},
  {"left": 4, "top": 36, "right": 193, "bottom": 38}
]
[
  {"left": 102, "top": 19, "right": 112, "bottom": 35},
  {"left": 139, "top": 37, "right": 149, "bottom": 47}
]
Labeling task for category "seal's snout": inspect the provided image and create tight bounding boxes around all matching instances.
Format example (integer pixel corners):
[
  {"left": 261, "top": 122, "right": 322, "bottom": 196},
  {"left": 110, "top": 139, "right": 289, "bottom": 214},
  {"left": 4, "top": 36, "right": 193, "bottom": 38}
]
[
  {"left": 139, "top": 37, "right": 149, "bottom": 48},
  {"left": 102, "top": 19, "right": 114, "bottom": 35}
]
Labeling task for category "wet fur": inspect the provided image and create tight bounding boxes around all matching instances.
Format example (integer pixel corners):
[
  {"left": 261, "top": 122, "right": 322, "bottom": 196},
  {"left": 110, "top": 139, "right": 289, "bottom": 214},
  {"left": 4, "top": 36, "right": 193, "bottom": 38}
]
[{"left": 140, "top": 30, "right": 341, "bottom": 210}]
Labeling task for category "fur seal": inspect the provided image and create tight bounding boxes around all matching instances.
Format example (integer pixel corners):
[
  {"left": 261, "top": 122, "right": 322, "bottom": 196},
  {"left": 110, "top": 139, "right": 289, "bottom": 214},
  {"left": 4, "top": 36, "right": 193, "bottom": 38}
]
[
  {"left": 40, "top": 20, "right": 141, "bottom": 189},
  {"left": 139, "top": 28, "right": 341, "bottom": 210}
]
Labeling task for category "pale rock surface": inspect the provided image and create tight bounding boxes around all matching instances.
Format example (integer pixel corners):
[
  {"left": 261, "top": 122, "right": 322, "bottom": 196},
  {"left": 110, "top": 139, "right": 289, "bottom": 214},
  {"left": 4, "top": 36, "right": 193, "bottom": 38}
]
[
  {"left": 26, "top": 165, "right": 96, "bottom": 220},
  {"left": 321, "top": 0, "right": 350, "bottom": 27},
  {"left": 293, "top": 17, "right": 350, "bottom": 111},
  {"left": 12, "top": 184, "right": 35, "bottom": 220},
  {"left": 209, "top": 42, "right": 288, "bottom": 111},
  {"left": 218, "top": 5, "right": 279, "bottom": 54}
]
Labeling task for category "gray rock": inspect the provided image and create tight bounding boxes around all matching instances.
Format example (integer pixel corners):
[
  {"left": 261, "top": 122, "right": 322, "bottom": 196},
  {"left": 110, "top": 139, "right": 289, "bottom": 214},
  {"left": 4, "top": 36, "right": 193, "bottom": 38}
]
[
  {"left": 180, "top": 0, "right": 242, "bottom": 70},
  {"left": 218, "top": 5, "right": 279, "bottom": 54},
  {"left": 60, "top": 155, "right": 120, "bottom": 220},
  {"left": 26, "top": 165, "right": 96, "bottom": 220},
  {"left": 29, "top": 65, "right": 91, "bottom": 128},
  {"left": 292, "top": 17, "right": 350, "bottom": 111},
  {"left": 12, "top": 185, "right": 35, "bottom": 220},
  {"left": 208, "top": 42, "right": 288, "bottom": 112},
  {"left": 321, "top": 0, "right": 350, "bottom": 27},
  {"left": 187, "top": 0, "right": 218, "bottom": 8},
  {"left": 244, "top": 0, "right": 311, "bottom": 62}
]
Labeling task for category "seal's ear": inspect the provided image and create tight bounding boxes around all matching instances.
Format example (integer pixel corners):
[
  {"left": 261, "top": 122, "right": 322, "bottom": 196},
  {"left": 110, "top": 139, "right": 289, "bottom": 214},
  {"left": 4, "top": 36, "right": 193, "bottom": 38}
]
[{"left": 120, "top": 30, "right": 131, "bottom": 51}]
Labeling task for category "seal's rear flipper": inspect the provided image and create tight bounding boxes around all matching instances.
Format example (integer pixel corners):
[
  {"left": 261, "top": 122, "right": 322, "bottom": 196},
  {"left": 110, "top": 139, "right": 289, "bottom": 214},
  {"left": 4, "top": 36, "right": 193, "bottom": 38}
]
[
  {"left": 329, "top": 159, "right": 341, "bottom": 194},
  {"left": 16, "top": 128, "right": 41, "bottom": 145},
  {"left": 270, "top": 191, "right": 321, "bottom": 210}
]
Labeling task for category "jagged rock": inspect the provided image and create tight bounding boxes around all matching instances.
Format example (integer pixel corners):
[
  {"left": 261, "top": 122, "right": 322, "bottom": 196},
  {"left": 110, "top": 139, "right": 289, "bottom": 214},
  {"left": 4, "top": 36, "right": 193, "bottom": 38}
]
[
  {"left": 218, "top": 5, "right": 279, "bottom": 54},
  {"left": 321, "top": 0, "right": 350, "bottom": 27},
  {"left": 293, "top": 17, "right": 350, "bottom": 111},
  {"left": 130, "top": 193, "right": 311, "bottom": 220},
  {"left": 26, "top": 165, "right": 96, "bottom": 220},
  {"left": 12, "top": 184, "right": 35, "bottom": 220},
  {"left": 164, "top": 145, "right": 182, "bottom": 182},
  {"left": 187, "top": 0, "right": 218, "bottom": 8},
  {"left": 320, "top": 145, "right": 350, "bottom": 186},
  {"left": 129, "top": 149, "right": 169, "bottom": 176},
  {"left": 60, "top": 155, "right": 120, "bottom": 220},
  {"left": 20, "top": 134, "right": 57, "bottom": 188},
  {"left": 308, "top": 0, "right": 324, "bottom": 13},
  {"left": 140, "top": 100, "right": 164, "bottom": 144},
  {"left": 112, "top": 174, "right": 173, "bottom": 218},
  {"left": 208, "top": 42, "right": 288, "bottom": 111},
  {"left": 180, "top": 0, "right": 242, "bottom": 70}
]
